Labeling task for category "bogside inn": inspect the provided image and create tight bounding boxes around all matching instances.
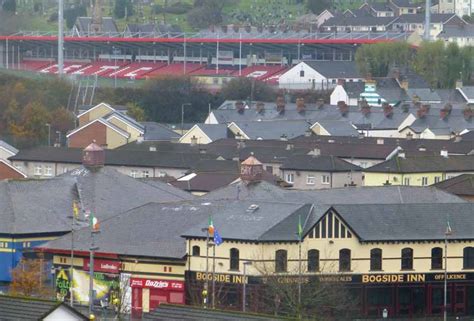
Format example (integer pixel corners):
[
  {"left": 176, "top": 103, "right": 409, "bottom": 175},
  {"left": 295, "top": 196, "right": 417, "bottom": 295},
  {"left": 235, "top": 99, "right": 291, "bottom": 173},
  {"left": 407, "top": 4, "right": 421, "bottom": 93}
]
[{"left": 183, "top": 201, "right": 474, "bottom": 318}]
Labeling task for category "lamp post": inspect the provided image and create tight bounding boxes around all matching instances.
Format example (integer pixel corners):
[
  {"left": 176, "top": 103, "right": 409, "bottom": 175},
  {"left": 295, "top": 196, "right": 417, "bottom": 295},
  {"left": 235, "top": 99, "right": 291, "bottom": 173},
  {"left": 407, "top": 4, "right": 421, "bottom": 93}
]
[
  {"left": 45, "top": 123, "right": 51, "bottom": 146},
  {"left": 242, "top": 261, "right": 252, "bottom": 312},
  {"left": 200, "top": 227, "right": 210, "bottom": 309},
  {"left": 444, "top": 221, "right": 452, "bottom": 321},
  {"left": 181, "top": 103, "right": 191, "bottom": 135}
]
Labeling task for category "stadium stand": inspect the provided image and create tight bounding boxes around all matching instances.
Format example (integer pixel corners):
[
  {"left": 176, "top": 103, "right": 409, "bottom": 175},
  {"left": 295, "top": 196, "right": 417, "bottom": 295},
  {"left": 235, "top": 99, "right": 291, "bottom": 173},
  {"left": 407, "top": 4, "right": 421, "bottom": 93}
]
[
  {"left": 144, "top": 63, "right": 205, "bottom": 77},
  {"left": 262, "top": 67, "right": 290, "bottom": 84},
  {"left": 72, "top": 61, "right": 130, "bottom": 77},
  {"left": 19, "top": 60, "right": 54, "bottom": 71},
  {"left": 237, "top": 65, "right": 287, "bottom": 80},
  {"left": 40, "top": 62, "right": 89, "bottom": 74},
  {"left": 108, "top": 62, "right": 167, "bottom": 79}
]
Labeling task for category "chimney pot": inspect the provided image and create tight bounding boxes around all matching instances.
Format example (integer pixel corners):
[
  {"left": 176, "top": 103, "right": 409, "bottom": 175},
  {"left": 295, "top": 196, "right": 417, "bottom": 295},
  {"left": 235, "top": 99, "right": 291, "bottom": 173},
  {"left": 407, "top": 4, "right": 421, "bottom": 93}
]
[
  {"left": 296, "top": 97, "right": 305, "bottom": 113},
  {"left": 235, "top": 100, "right": 245, "bottom": 114},
  {"left": 276, "top": 96, "right": 286, "bottom": 114}
]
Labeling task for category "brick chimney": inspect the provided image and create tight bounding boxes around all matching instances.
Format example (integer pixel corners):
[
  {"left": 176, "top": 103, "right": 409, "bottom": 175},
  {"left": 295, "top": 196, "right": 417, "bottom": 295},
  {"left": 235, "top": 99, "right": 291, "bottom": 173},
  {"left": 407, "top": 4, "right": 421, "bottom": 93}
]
[
  {"left": 82, "top": 141, "right": 105, "bottom": 170},
  {"left": 463, "top": 106, "right": 472, "bottom": 120},
  {"left": 240, "top": 155, "right": 263, "bottom": 183},
  {"left": 296, "top": 97, "right": 305, "bottom": 113},
  {"left": 337, "top": 79, "right": 345, "bottom": 86},
  {"left": 316, "top": 99, "right": 325, "bottom": 109},
  {"left": 440, "top": 103, "right": 452, "bottom": 120},
  {"left": 235, "top": 100, "right": 245, "bottom": 114},
  {"left": 256, "top": 102, "right": 265, "bottom": 114},
  {"left": 276, "top": 96, "right": 286, "bottom": 114},
  {"left": 337, "top": 101, "right": 349, "bottom": 116},
  {"left": 417, "top": 104, "right": 430, "bottom": 118},
  {"left": 382, "top": 103, "right": 393, "bottom": 118},
  {"left": 360, "top": 100, "right": 371, "bottom": 116}
]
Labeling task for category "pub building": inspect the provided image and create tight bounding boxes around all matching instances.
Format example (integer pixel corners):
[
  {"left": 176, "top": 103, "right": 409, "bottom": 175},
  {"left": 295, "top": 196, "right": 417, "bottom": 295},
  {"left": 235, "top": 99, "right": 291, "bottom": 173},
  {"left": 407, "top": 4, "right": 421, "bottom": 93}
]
[{"left": 183, "top": 200, "right": 474, "bottom": 318}]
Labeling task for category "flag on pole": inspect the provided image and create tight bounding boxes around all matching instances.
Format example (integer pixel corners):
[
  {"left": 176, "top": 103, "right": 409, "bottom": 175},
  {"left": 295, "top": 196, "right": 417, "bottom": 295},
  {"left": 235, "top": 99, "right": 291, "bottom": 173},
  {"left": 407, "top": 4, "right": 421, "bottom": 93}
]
[
  {"left": 208, "top": 216, "right": 215, "bottom": 237},
  {"left": 446, "top": 217, "right": 452, "bottom": 235},
  {"left": 298, "top": 214, "right": 303, "bottom": 241},
  {"left": 72, "top": 201, "right": 80, "bottom": 219},
  {"left": 214, "top": 229, "right": 223, "bottom": 246},
  {"left": 89, "top": 212, "right": 100, "bottom": 232}
]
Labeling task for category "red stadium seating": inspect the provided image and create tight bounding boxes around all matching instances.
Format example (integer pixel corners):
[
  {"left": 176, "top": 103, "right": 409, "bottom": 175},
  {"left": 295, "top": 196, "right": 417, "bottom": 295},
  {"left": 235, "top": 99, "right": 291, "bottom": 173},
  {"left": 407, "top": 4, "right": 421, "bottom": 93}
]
[
  {"left": 19, "top": 60, "right": 54, "bottom": 71},
  {"left": 108, "top": 62, "right": 167, "bottom": 79},
  {"left": 236, "top": 65, "right": 287, "bottom": 80},
  {"left": 72, "top": 61, "right": 130, "bottom": 77},
  {"left": 39, "top": 62, "right": 88, "bottom": 74},
  {"left": 261, "top": 67, "right": 289, "bottom": 85},
  {"left": 145, "top": 63, "right": 205, "bottom": 78}
]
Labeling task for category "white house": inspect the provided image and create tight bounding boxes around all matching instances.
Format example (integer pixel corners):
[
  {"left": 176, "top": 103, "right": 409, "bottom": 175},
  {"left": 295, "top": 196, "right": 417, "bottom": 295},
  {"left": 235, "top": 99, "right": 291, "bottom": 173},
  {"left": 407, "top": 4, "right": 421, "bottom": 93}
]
[
  {"left": 278, "top": 61, "right": 363, "bottom": 90},
  {"left": 330, "top": 81, "right": 365, "bottom": 106}
]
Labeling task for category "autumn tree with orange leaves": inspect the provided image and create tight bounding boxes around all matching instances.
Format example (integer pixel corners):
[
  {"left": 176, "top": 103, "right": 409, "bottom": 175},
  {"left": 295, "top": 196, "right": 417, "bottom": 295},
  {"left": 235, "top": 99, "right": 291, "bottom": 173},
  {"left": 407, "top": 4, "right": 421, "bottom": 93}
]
[{"left": 9, "top": 255, "right": 54, "bottom": 299}]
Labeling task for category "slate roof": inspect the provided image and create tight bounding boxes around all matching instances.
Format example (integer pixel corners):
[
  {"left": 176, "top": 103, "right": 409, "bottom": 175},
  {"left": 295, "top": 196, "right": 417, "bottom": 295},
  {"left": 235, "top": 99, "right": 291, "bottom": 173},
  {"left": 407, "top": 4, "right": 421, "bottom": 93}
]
[
  {"left": 321, "top": 16, "right": 397, "bottom": 27},
  {"left": 196, "top": 124, "right": 229, "bottom": 141},
  {"left": 305, "top": 61, "right": 362, "bottom": 79},
  {"left": 0, "top": 295, "right": 88, "bottom": 320},
  {"left": 313, "top": 120, "right": 359, "bottom": 136},
  {"left": 343, "top": 81, "right": 365, "bottom": 99},
  {"left": 144, "top": 304, "right": 283, "bottom": 320},
  {"left": 433, "top": 174, "right": 474, "bottom": 196},
  {"left": 203, "top": 180, "right": 465, "bottom": 205},
  {"left": 458, "top": 86, "right": 474, "bottom": 101},
  {"left": 439, "top": 24, "right": 474, "bottom": 38},
  {"left": 436, "top": 89, "right": 467, "bottom": 103},
  {"left": 406, "top": 88, "right": 442, "bottom": 102},
  {"left": 405, "top": 115, "right": 474, "bottom": 133},
  {"left": 331, "top": 203, "right": 474, "bottom": 241},
  {"left": 390, "top": 0, "right": 423, "bottom": 8},
  {"left": 11, "top": 146, "right": 218, "bottom": 169},
  {"left": 231, "top": 120, "right": 311, "bottom": 140},
  {"left": 106, "top": 111, "right": 145, "bottom": 132},
  {"left": 171, "top": 173, "right": 239, "bottom": 192},
  {"left": 365, "top": 155, "right": 474, "bottom": 173},
  {"left": 395, "top": 13, "right": 457, "bottom": 24},
  {"left": 0, "top": 140, "right": 18, "bottom": 155},
  {"left": 280, "top": 155, "right": 362, "bottom": 172},
  {"left": 142, "top": 122, "right": 182, "bottom": 141},
  {"left": 74, "top": 17, "right": 118, "bottom": 34}
]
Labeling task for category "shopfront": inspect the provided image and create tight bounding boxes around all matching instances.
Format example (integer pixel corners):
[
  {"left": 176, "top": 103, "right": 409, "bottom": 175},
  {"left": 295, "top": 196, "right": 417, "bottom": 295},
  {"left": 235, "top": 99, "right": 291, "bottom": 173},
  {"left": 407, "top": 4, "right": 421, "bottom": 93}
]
[{"left": 130, "top": 277, "right": 185, "bottom": 317}]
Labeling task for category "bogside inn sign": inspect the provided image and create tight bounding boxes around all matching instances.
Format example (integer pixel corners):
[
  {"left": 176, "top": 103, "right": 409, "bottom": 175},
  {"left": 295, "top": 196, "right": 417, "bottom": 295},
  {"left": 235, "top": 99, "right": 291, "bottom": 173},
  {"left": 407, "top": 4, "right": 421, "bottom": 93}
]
[{"left": 190, "top": 271, "right": 474, "bottom": 285}]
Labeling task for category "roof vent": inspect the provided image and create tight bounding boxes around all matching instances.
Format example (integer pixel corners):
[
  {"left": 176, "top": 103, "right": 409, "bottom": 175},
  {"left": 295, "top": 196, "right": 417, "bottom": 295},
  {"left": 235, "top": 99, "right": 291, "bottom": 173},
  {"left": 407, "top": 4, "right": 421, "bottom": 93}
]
[
  {"left": 440, "top": 148, "right": 449, "bottom": 158},
  {"left": 82, "top": 141, "right": 105, "bottom": 169},
  {"left": 240, "top": 156, "right": 263, "bottom": 183},
  {"left": 377, "top": 138, "right": 384, "bottom": 145},
  {"left": 246, "top": 204, "right": 260, "bottom": 212},
  {"left": 149, "top": 146, "right": 157, "bottom": 152}
]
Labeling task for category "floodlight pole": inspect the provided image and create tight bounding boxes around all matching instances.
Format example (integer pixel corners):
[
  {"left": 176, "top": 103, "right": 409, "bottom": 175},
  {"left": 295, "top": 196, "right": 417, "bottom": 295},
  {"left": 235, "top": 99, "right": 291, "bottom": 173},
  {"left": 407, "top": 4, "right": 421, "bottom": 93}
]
[{"left": 58, "top": 0, "right": 64, "bottom": 75}]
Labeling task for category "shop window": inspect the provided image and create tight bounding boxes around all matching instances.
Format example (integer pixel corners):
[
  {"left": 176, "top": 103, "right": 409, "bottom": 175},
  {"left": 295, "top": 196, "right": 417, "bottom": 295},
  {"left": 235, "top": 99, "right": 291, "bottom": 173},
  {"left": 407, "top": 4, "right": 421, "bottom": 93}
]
[
  {"left": 401, "top": 248, "right": 413, "bottom": 270},
  {"left": 275, "top": 249, "right": 287, "bottom": 273},
  {"left": 192, "top": 245, "right": 200, "bottom": 256},
  {"left": 370, "top": 248, "right": 382, "bottom": 271},
  {"left": 308, "top": 249, "right": 319, "bottom": 272},
  {"left": 230, "top": 248, "right": 239, "bottom": 271},
  {"left": 431, "top": 247, "right": 443, "bottom": 269},
  {"left": 463, "top": 247, "right": 474, "bottom": 269},
  {"left": 339, "top": 249, "right": 351, "bottom": 272}
]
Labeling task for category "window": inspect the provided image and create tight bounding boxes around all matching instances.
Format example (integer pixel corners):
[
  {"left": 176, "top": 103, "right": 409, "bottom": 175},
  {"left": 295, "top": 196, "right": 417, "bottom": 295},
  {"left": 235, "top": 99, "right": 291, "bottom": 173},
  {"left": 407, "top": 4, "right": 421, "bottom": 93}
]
[
  {"left": 299, "top": 70, "right": 305, "bottom": 77},
  {"left": 265, "top": 166, "right": 273, "bottom": 174},
  {"left": 275, "top": 250, "right": 287, "bottom": 272},
  {"left": 401, "top": 248, "right": 413, "bottom": 270},
  {"left": 286, "top": 173, "right": 294, "bottom": 184},
  {"left": 370, "top": 248, "right": 382, "bottom": 271},
  {"left": 322, "top": 175, "right": 330, "bottom": 184},
  {"left": 192, "top": 245, "right": 200, "bottom": 256},
  {"left": 431, "top": 247, "right": 443, "bottom": 270},
  {"left": 463, "top": 247, "right": 474, "bottom": 269},
  {"left": 213, "top": 77, "right": 219, "bottom": 85},
  {"left": 434, "top": 176, "right": 441, "bottom": 184},
  {"left": 130, "top": 170, "right": 138, "bottom": 178},
  {"left": 142, "top": 170, "right": 150, "bottom": 178},
  {"left": 339, "top": 249, "right": 351, "bottom": 271},
  {"left": 230, "top": 248, "right": 240, "bottom": 271},
  {"left": 421, "top": 177, "right": 428, "bottom": 186},
  {"left": 404, "top": 177, "right": 410, "bottom": 186},
  {"left": 34, "top": 165, "right": 42, "bottom": 176},
  {"left": 306, "top": 175, "right": 315, "bottom": 185},
  {"left": 44, "top": 165, "right": 53, "bottom": 176},
  {"left": 308, "top": 249, "right": 319, "bottom": 272}
]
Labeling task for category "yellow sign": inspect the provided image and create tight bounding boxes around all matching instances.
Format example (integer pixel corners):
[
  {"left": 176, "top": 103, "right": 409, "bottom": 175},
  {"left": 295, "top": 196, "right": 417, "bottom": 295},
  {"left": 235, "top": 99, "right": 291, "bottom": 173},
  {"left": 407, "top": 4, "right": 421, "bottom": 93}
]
[{"left": 362, "top": 274, "right": 425, "bottom": 284}]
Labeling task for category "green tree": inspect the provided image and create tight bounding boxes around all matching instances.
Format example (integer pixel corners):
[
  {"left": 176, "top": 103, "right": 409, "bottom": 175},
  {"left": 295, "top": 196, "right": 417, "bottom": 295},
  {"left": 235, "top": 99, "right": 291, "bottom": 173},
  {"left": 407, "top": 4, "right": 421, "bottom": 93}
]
[
  {"left": 412, "top": 41, "right": 446, "bottom": 88},
  {"left": 187, "top": 0, "right": 230, "bottom": 28},
  {"left": 221, "top": 77, "right": 276, "bottom": 102},
  {"left": 114, "top": 0, "right": 133, "bottom": 19},
  {"left": 306, "top": 0, "right": 331, "bottom": 14},
  {"left": 439, "top": 42, "right": 463, "bottom": 88},
  {"left": 2, "top": 0, "right": 16, "bottom": 13},
  {"left": 355, "top": 42, "right": 412, "bottom": 78},
  {"left": 50, "top": 108, "right": 75, "bottom": 133},
  {"left": 126, "top": 103, "right": 146, "bottom": 121}
]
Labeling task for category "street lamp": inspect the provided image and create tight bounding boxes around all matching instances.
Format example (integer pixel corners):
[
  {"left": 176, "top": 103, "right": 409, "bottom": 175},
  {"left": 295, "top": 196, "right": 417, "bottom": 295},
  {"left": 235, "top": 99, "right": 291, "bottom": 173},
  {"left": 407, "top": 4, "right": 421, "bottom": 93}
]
[
  {"left": 45, "top": 123, "right": 51, "bottom": 146},
  {"left": 200, "top": 227, "right": 210, "bottom": 309},
  {"left": 242, "top": 261, "right": 252, "bottom": 312},
  {"left": 181, "top": 103, "right": 191, "bottom": 135}
]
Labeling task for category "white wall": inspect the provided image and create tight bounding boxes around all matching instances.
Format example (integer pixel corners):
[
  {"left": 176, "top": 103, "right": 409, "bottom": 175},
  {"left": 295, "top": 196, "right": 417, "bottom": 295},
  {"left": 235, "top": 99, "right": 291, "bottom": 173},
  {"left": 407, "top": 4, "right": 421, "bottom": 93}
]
[
  {"left": 279, "top": 62, "right": 327, "bottom": 90},
  {"left": 43, "top": 306, "right": 85, "bottom": 321}
]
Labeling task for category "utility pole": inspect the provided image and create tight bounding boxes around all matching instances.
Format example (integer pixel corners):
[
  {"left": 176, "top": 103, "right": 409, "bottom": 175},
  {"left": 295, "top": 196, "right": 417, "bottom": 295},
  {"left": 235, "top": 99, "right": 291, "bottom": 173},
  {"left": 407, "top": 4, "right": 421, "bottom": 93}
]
[
  {"left": 58, "top": 0, "right": 64, "bottom": 75},
  {"left": 88, "top": 210, "right": 99, "bottom": 316},
  {"left": 444, "top": 217, "right": 452, "bottom": 321},
  {"left": 424, "top": 0, "right": 431, "bottom": 40}
]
